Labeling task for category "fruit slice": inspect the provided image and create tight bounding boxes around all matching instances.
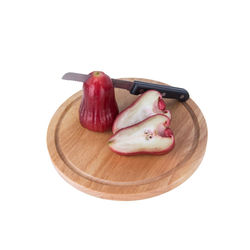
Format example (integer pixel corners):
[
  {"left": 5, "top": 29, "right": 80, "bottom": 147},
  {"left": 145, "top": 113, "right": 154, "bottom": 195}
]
[
  {"left": 79, "top": 71, "right": 119, "bottom": 132},
  {"left": 112, "top": 90, "right": 171, "bottom": 133},
  {"left": 109, "top": 114, "right": 174, "bottom": 155}
]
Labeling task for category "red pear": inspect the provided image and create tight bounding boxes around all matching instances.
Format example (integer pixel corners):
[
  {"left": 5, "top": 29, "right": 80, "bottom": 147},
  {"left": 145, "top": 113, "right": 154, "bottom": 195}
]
[
  {"left": 109, "top": 114, "right": 174, "bottom": 156},
  {"left": 112, "top": 90, "right": 171, "bottom": 133},
  {"left": 79, "top": 71, "right": 119, "bottom": 132}
]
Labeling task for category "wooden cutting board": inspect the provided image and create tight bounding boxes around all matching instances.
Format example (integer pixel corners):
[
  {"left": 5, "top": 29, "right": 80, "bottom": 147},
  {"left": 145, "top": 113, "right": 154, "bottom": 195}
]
[{"left": 47, "top": 78, "right": 208, "bottom": 200}]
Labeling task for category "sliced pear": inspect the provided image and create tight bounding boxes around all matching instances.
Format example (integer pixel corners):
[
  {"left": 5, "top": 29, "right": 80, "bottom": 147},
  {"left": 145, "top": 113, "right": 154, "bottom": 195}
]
[
  {"left": 109, "top": 114, "right": 174, "bottom": 155},
  {"left": 112, "top": 90, "right": 171, "bottom": 133}
]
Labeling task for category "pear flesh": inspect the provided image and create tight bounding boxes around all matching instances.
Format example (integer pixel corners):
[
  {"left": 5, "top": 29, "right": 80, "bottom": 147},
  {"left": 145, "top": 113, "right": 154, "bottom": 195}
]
[
  {"left": 109, "top": 114, "right": 174, "bottom": 155},
  {"left": 112, "top": 90, "right": 171, "bottom": 134}
]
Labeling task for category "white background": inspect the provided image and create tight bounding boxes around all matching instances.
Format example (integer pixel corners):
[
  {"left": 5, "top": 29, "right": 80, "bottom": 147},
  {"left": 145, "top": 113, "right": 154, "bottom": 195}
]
[{"left": 0, "top": 0, "right": 250, "bottom": 249}]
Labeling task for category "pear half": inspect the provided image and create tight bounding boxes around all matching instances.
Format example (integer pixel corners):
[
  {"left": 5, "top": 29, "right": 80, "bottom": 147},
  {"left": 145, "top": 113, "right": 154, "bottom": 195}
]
[
  {"left": 112, "top": 90, "right": 171, "bottom": 133},
  {"left": 109, "top": 114, "right": 174, "bottom": 156}
]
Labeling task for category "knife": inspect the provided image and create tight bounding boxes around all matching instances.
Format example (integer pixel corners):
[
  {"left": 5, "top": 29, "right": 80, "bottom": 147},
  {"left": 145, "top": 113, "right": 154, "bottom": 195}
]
[{"left": 62, "top": 72, "right": 189, "bottom": 102}]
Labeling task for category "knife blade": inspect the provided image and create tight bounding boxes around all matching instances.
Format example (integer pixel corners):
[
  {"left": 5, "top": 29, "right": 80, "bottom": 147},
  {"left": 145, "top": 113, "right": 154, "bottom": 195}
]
[
  {"left": 62, "top": 72, "right": 189, "bottom": 102},
  {"left": 62, "top": 72, "right": 134, "bottom": 91}
]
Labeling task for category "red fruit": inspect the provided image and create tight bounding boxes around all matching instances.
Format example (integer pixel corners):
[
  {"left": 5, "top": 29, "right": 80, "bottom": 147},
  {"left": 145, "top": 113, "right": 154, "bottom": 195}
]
[
  {"left": 112, "top": 90, "right": 171, "bottom": 134},
  {"left": 109, "top": 114, "right": 175, "bottom": 156},
  {"left": 79, "top": 71, "right": 119, "bottom": 132}
]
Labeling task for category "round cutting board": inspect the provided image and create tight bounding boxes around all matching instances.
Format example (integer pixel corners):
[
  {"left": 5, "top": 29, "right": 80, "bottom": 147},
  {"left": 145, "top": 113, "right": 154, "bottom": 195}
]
[{"left": 47, "top": 78, "right": 207, "bottom": 200}]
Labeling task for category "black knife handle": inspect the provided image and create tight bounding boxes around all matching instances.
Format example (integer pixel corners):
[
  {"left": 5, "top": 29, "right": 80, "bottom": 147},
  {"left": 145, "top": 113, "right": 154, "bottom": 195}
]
[{"left": 130, "top": 81, "right": 189, "bottom": 102}]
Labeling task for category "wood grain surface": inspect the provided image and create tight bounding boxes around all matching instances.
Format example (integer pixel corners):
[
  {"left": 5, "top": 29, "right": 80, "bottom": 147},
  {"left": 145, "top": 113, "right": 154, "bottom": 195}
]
[{"left": 47, "top": 78, "right": 208, "bottom": 200}]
